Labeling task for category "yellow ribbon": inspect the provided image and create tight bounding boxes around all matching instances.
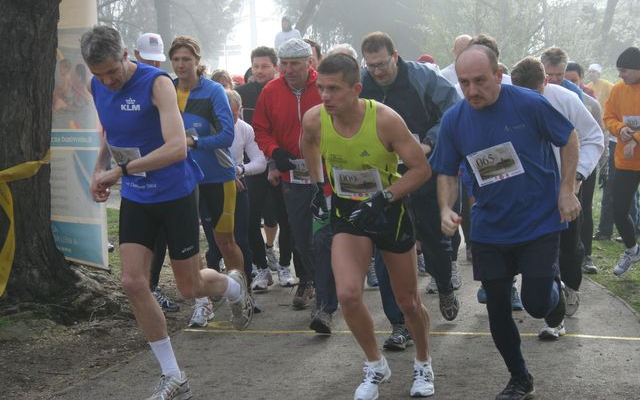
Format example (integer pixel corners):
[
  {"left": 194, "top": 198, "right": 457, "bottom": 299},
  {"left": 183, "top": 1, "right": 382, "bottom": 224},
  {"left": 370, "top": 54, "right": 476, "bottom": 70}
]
[{"left": 0, "top": 150, "right": 51, "bottom": 296}]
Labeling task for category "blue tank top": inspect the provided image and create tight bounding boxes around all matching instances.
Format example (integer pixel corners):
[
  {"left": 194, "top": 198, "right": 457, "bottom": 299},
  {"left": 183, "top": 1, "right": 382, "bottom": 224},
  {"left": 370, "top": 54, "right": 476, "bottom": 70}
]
[{"left": 91, "top": 62, "right": 203, "bottom": 203}]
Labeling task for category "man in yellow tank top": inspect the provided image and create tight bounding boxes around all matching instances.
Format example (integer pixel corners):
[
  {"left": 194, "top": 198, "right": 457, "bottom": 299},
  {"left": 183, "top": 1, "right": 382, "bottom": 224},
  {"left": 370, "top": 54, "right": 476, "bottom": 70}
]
[{"left": 302, "top": 53, "right": 435, "bottom": 400}]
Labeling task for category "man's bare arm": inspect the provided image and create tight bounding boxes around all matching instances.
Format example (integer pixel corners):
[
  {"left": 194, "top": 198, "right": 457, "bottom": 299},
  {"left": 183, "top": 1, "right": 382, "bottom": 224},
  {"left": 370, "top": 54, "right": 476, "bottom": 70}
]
[
  {"left": 558, "top": 130, "right": 581, "bottom": 222},
  {"left": 437, "top": 174, "right": 462, "bottom": 236}
]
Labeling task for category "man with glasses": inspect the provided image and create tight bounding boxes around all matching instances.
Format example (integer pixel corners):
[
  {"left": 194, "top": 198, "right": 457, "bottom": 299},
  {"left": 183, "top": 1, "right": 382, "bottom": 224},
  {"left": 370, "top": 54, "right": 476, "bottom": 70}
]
[
  {"left": 360, "top": 31, "right": 461, "bottom": 352},
  {"left": 540, "top": 47, "right": 583, "bottom": 100}
]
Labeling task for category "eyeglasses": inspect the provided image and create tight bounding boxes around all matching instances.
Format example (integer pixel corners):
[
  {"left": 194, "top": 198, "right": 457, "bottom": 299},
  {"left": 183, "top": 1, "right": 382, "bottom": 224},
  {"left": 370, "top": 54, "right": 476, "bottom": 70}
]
[
  {"left": 545, "top": 72, "right": 565, "bottom": 80},
  {"left": 366, "top": 57, "right": 393, "bottom": 71}
]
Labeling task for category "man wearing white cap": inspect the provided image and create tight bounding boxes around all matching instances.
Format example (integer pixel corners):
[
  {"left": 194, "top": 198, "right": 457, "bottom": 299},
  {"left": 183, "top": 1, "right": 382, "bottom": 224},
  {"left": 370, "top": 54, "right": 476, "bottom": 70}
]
[
  {"left": 135, "top": 32, "right": 166, "bottom": 68},
  {"left": 253, "top": 38, "right": 337, "bottom": 331},
  {"left": 586, "top": 63, "right": 614, "bottom": 111}
]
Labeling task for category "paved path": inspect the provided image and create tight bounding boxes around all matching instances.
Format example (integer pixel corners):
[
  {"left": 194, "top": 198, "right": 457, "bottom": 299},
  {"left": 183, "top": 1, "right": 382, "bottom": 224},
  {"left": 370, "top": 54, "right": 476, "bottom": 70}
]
[{"left": 50, "top": 250, "right": 640, "bottom": 400}]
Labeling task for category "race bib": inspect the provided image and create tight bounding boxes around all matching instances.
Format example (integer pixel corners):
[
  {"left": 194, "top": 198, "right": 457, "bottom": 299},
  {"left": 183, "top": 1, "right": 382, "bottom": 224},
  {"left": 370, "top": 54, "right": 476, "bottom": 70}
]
[
  {"left": 106, "top": 143, "right": 146, "bottom": 177},
  {"left": 289, "top": 159, "right": 311, "bottom": 184},
  {"left": 466, "top": 142, "right": 524, "bottom": 187},
  {"left": 333, "top": 168, "right": 383, "bottom": 199},
  {"left": 623, "top": 116, "right": 640, "bottom": 131}
]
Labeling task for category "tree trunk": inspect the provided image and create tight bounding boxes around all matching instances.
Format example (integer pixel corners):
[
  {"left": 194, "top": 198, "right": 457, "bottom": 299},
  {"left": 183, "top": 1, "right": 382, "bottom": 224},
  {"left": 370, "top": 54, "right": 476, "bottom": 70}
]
[
  {"left": 600, "top": 0, "right": 619, "bottom": 61},
  {"left": 154, "top": 0, "right": 172, "bottom": 71},
  {"left": 294, "top": 0, "right": 323, "bottom": 36},
  {"left": 0, "top": 0, "right": 77, "bottom": 301}
]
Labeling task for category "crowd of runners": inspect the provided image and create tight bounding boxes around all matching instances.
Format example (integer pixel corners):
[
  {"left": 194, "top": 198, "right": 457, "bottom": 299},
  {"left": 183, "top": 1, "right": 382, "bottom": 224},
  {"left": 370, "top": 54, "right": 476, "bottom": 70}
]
[{"left": 80, "top": 18, "right": 640, "bottom": 400}]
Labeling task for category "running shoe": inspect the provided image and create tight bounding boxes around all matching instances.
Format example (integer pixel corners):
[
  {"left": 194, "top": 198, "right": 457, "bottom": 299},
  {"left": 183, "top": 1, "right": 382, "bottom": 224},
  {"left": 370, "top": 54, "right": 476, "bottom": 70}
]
[
  {"left": 277, "top": 264, "right": 298, "bottom": 287},
  {"left": 538, "top": 319, "right": 566, "bottom": 340},
  {"left": 266, "top": 246, "right": 279, "bottom": 271},
  {"left": 383, "top": 324, "right": 413, "bottom": 351},
  {"left": 581, "top": 255, "right": 598, "bottom": 274},
  {"left": 495, "top": 373, "right": 534, "bottom": 400},
  {"left": 251, "top": 268, "right": 273, "bottom": 292},
  {"left": 292, "top": 282, "right": 315, "bottom": 309},
  {"left": 153, "top": 288, "right": 180, "bottom": 313},
  {"left": 410, "top": 358, "right": 435, "bottom": 397},
  {"left": 309, "top": 309, "right": 333, "bottom": 335},
  {"left": 477, "top": 285, "right": 487, "bottom": 304},
  {"left": 439, "top": 291, "right": 459, "bottom": 321},
  {"left": 147, "top": 371, "right": 192, "bottom": 400},
  {"left": 187, "top": 298, "right": 214, "bottom": 327},
  {"left": 592, "top": 231, "right": 611, "bottom": 241},
  {"left": 614, "top": 246, "right": 640, "bottom": 276},
  {"left": 425, "top": 275, "right": 438, "bottom": 294},
  {"left": 511, "top": 285, "right": 523, "bottom": 311},
  {"left": 227, "top": 270, "right": 253, "bottom": 330},
  {"left": 417, "top": 253, "right": 428, "bottom": 276},
  {"left": 451, "top": 261, "right": 463, "bottom": 290},
  {"left": 354, "top": 357, "right": 391, "bottom": 400},
  {"left": 564, "top": 285, "right": 580, "bottom": 317}
]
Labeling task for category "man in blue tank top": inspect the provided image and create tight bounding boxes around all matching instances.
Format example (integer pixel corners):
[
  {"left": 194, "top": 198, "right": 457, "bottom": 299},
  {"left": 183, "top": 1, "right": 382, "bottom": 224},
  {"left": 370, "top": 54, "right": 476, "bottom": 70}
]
[
  {"left": 81, "top": 26, "right": 252, "bottom": 400},
  {"left": 431, "top": 44, "right": 581, "bottom": 400}
]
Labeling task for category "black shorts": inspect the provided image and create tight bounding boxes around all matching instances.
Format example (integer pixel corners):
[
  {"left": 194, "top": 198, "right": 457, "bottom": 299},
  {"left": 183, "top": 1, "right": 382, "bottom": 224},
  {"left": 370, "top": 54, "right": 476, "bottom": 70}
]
[
  {"left": 330, "top": 195, "right": 415, "bottom": 254},
  {"left": 471, "top": 232, "right": 560, "bottom": 281},
  {"left": 119, "top": 191, "right": 199, "bottom": 260}
]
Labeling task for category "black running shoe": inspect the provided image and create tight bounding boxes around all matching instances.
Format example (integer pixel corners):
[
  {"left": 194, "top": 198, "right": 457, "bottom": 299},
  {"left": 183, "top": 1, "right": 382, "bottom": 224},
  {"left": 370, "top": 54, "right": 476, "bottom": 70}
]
[{"left": 496, "top": 373, "right": 534, "bottom": 400}]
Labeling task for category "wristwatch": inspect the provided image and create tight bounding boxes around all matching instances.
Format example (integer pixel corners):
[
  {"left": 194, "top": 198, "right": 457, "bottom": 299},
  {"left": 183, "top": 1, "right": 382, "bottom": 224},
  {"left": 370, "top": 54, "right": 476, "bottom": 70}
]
[
  {"left": 382, "top": 189, "right": 394, "bottom": 203},
  {"left": 576, "top": 172, "right": 586, "bottom": 181},
  {"left": 191, "top": 135, "right": 199, "bottom": 149},
  {"left": 119, "top": 160, "right": 130, "bottom": 177}
]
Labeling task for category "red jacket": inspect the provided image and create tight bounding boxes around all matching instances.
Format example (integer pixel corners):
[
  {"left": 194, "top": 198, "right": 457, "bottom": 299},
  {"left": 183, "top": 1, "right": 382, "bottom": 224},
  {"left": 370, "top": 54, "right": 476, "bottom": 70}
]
[{"left": 253, "top": 69, "right": 321, "bottom": 182}]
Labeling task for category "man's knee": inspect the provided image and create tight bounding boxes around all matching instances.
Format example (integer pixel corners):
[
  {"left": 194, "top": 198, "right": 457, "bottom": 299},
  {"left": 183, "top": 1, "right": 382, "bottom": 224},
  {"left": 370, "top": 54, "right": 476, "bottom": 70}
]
[{"left": 395, "top": 292, "right": 421, "bottom": 316}]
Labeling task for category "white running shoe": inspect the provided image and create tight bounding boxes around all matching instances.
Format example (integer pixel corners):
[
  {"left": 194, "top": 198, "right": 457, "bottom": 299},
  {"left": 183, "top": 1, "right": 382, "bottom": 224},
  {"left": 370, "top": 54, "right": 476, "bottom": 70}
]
[
  {"left": 354, "top": 357, "right": 391, "bottom": 400},
  {"left": 425, "top": 275, "right": 438, "bottom": 294},
  {"left": 251, "top": 268, "right": 272, "bottom": 292},
  {"left": 277, "top": 264, "right": 298, "bottom": 287},
  {"left": 564, "top": 285, "right": 580, "bottom": 317},
  {"left": 614, "top": 246, "right": 640, "bottom": 276},
  {"left": 188, "top": 298, "right": 214, "bottom": 327},
  {"left": 538, "top": 319, "right": 566, "bottom": 340},
  {"left": 410, "top": 358, "right": 435, "bottom": 397},
  {"left": 266, "top": 246, "right": 279, "bottom": 271},
  {"left": 147, "top": 371, "right": 192, "bottom": 400},
  {"left": 450, "top": 261, "right": 463, "bottom": 290},
  {"left": 227, "top": 270, "right": 253, "bottom": 330}
]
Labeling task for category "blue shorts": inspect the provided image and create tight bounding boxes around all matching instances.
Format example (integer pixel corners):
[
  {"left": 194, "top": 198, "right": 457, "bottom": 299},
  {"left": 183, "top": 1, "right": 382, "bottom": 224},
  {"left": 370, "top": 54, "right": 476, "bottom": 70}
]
[{"left": 471, "top": 232, "right": 560, "bottom": 281}]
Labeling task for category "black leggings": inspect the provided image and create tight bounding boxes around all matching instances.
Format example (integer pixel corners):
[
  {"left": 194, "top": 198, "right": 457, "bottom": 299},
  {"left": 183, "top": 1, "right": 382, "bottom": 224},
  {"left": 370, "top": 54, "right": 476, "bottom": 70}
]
[
  {"left": 246, "top": 172, "right": 293, "bottom": 269},
  {"left": 483, "top": 275, "right": 559, "bottom": 377},
  {"left": 580, "top": 170, "right": 597, "bottom": 256},
  {"left": 613, "top": 169, "right": 640, "bottom": 248}
]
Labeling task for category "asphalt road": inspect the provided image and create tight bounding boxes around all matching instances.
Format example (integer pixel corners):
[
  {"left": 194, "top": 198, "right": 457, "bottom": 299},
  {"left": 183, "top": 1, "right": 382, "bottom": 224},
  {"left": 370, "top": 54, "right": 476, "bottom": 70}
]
[{"left": 50, "top": 248, "right": 640, "bottom": 400}]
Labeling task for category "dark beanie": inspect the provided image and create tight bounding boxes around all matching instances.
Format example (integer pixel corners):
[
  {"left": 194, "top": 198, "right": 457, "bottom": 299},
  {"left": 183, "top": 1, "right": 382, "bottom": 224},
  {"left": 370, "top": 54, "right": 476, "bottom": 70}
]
[{"left": 616, "top": 47, "right": 640, "bottom": 70}]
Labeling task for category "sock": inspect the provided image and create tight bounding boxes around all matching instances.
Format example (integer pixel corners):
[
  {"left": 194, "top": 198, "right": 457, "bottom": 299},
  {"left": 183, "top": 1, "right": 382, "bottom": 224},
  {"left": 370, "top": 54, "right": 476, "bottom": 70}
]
[
  {"left": 224, "top": 275, "right": 242, "bottom": 303},
  {"left": 415, "top": 358, "right": 431, "bottom": 367},
  {"left": 365, "top": 357, "right": 385, "bottom": 368},
  {"left": 195, "top": 296, "right": 209, "bottom": 305},
  {"left": 266, "top": 243, "right": 273, "bottom": 249},
  {"left": 149, "top": 337, "right": 180, "bottom": 377},
  {"left": 626, "top": 244, "right": 638, "bottom": 254}
]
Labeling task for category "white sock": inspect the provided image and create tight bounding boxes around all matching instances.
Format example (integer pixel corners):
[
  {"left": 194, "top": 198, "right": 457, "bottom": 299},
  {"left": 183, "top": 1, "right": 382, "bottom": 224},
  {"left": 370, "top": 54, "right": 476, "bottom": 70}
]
[
  {"left": 365, "top": 357, "right": 385, "bottom": 368},
  {"left": 149, "top": 337, "right": 180, "bottom": 377},
  {"left": 195, "top": 296, "right": 209, "bottom": 305},
  {"left": 627, "top": 244, "right": 638, "bottom": 254},
  {"left": 415, "top": 357, "right": 432, "bottom": 367},
  {"left": 224, "top": 275, "right": 242, "bottom": 303}
]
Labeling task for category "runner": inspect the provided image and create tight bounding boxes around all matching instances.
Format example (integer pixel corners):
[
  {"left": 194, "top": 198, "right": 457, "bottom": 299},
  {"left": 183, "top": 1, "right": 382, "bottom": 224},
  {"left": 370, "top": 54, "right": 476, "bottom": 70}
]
[
  {"left": 302, "top": 53, "right": 434, "bottom": 399},
  {"left": 81, "top": 26, "right": 252, "bottom": 400},
  {"left": 168, "top": 36, "right": 253, "bottom": 329},
  {"left": 431, "top": 44, "right": 580, "bottom": 400}
]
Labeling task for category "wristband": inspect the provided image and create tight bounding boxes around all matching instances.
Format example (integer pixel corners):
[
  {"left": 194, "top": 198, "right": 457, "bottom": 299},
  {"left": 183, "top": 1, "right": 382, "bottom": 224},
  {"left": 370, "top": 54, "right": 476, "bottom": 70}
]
[{"left": 119, "top": 161, "right": 130, "bottom": 177}]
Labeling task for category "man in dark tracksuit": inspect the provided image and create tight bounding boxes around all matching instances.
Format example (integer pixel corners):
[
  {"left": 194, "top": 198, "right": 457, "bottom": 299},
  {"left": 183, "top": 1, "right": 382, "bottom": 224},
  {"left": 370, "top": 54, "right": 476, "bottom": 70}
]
[{"left": 359, "top": 32, "right": 461, "bottom": 350}]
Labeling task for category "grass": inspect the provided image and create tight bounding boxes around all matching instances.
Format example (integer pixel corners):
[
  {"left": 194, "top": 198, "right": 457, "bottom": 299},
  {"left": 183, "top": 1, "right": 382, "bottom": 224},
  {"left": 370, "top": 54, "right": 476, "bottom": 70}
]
[
  {"left": 587, "top": 181, "right": 640, "bottom": 313},
  {"left": 107, "top": 208, "right": 120, "bottom": 274}
]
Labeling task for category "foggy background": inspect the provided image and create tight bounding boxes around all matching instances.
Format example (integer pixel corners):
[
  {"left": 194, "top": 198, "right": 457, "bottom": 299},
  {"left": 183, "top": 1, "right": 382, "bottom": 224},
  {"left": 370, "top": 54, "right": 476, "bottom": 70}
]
[{"left": 97, "top": 0, "right": 640, "bottom": 81}]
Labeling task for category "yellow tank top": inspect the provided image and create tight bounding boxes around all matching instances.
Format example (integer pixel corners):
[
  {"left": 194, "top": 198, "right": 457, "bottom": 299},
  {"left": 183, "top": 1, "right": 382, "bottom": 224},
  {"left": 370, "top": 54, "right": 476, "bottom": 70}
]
[
  {"left": 320, "top": 99, "right": 400, "bottom": 199},
  {"left": 177, "top": 88, "right": 190, "bottom": 112}
]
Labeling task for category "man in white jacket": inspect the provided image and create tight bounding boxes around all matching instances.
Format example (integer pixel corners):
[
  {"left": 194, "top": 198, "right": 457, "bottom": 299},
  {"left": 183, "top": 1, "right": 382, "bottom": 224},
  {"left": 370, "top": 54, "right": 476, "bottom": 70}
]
[{"left": 511, "top": 56, "right": 604, "bottom": 339}]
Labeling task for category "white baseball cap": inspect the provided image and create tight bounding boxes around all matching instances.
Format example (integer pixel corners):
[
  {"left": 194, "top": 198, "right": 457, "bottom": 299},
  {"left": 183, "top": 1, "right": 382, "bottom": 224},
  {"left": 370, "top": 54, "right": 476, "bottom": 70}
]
[
  {"left": 136, "top": 33, "right": 166, "bottom": 62},
  {"left": 588, "top": 63, "right": 602, "bottom": 73}
]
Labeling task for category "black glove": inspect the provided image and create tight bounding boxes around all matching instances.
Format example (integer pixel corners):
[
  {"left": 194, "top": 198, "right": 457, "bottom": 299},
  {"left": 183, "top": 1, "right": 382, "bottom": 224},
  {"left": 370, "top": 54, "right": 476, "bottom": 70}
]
[
  {"left": 271, "top": 148, "right": 296, "bottom": 172},
  {"left": 311, "top": 182, "right": 329, "bottom": 221},
  {"left": 348, "top": 191, "right": 390, "bottom": 234},
  {"left": 598, "top": 163, "right": 608, "bottom": 189}
]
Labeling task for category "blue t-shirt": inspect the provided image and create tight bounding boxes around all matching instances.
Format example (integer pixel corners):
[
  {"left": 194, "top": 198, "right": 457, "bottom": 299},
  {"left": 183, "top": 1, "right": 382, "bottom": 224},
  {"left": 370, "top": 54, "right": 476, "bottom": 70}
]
[
  {"left": 431, "top": 85, "right": 574, "bottom": 244},
  {"left": 178, "top": 77, "right": 236, "bottom": 184},
  {"left": 92, "top": 62, "right": 202, "bottom": 203}
]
